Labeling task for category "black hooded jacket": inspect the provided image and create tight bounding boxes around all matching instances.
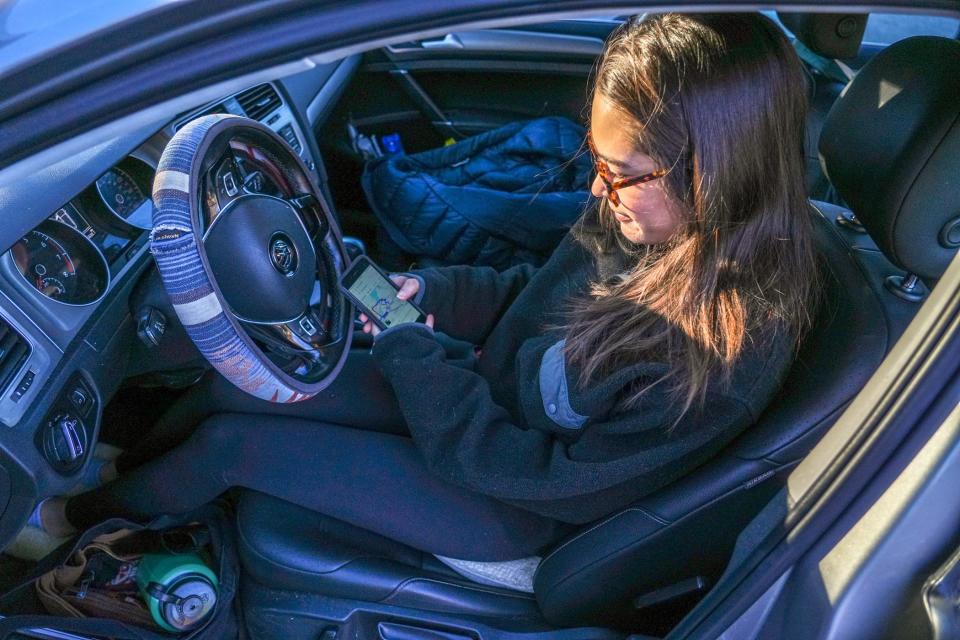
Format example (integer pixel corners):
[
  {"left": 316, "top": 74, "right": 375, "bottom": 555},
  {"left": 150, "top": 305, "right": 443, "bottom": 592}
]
[{"left": 370, "top": 219, "right": 795, "bottom": 524}]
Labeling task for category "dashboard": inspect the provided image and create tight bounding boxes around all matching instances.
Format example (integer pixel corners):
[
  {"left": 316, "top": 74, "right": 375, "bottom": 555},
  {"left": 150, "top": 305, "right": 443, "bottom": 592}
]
[{"left": 0, "top": 54, "right": 360, "bottom": 547}]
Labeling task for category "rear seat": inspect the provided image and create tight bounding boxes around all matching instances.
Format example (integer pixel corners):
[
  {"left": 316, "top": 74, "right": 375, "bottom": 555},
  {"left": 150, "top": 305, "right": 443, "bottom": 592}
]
[{"left": 778, "top": 12, "right": 869, "bottom": 203}]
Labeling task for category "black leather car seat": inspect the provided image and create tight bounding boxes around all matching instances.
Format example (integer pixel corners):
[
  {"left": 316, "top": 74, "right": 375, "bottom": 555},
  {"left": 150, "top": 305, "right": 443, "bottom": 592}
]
[{"left": 234, "top": 35, "right": 960, "bottom": 636}]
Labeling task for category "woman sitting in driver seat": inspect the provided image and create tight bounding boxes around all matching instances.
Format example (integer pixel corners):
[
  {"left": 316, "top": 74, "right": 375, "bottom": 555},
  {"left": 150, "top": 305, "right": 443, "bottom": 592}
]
[{"left": 31, "top": 13, "right": 817, "bottom": 562}]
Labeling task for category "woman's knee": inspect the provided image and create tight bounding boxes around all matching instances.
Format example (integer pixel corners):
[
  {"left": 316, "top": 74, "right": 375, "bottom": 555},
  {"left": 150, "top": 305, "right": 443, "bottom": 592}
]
[{"left": 188, "top": 414, "right": 245, "bottom": 462}]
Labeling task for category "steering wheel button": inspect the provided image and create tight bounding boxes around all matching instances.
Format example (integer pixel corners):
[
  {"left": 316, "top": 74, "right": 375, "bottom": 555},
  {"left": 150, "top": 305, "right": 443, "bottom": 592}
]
[
  {"left": 298, "top": 317, "right": 317, "bottom": 336},
  {"left": 222, "top": 171, "right": 238, "bottom": 197}
]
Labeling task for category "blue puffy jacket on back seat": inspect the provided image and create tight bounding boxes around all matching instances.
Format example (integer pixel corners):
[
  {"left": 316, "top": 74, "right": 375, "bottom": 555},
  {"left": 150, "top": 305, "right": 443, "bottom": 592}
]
[{"left": 361, "top": 117, "right": 592, "bottom": 271}]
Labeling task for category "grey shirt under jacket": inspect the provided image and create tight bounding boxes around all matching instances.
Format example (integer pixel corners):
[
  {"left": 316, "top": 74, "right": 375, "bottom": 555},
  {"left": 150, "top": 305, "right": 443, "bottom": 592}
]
[{"left": 371, "top": 221, "right": 795, "bottom": 524}]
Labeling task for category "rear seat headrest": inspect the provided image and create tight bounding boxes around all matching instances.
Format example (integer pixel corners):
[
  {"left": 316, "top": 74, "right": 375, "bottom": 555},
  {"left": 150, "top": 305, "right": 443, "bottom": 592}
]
[
  {"left": 819, "top": 36, "right": 960, "bottom": 281},
  {"left": 777, "top": 13, "right": 867, "bottom": 59}
]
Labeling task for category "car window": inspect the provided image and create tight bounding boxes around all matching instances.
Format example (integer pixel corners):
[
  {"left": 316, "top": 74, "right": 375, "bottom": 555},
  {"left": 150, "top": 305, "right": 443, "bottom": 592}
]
[{"left": 862, "top": 13, "right": 959, "bottom": 45}]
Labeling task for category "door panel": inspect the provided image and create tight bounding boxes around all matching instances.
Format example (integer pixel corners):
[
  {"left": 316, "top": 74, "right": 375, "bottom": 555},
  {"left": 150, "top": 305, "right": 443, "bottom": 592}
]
[{"left": 329, "top": 20, "right": 618, "bottom": 149}]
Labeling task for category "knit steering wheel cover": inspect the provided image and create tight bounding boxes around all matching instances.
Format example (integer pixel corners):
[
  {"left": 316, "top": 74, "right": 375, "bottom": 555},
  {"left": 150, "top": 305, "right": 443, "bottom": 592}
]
[{"left": 151, "top": 114, "right": 350, "bottom": 402}]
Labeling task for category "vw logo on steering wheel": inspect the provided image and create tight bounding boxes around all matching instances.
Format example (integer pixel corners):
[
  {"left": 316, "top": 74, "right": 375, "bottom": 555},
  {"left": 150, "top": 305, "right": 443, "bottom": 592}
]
[{"left": 269, "top": 232, "right": 299, "bottom": 277}]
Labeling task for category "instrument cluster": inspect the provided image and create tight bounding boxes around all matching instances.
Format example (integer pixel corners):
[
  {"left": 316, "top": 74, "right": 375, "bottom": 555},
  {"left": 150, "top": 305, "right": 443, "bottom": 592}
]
[
  {"left": 5, "top": 156, "right": 154, "bottom": 306},
  {"left": 10, "top": 219, "right": 109, "bottom": 306}
]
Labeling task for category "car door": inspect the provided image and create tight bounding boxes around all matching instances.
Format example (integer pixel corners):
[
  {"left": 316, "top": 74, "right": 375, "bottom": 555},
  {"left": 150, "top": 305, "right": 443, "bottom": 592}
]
[{"left": 316, "top": 19, "right": 617, "bottom": 261}]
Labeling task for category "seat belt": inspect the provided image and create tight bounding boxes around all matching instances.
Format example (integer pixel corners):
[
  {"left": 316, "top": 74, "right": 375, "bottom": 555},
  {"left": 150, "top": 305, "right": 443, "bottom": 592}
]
[
  {"left": 792, "top": 38, "right": 855, "bottom": 84},
  {"left": 834, "top": 59, "right": 857, "bottom": 83}
]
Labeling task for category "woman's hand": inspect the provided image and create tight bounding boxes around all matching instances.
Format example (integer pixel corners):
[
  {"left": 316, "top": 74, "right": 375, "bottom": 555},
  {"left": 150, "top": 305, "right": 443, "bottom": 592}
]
[{"left": 359, "top": 274, "right": 434, "bottom": 337}]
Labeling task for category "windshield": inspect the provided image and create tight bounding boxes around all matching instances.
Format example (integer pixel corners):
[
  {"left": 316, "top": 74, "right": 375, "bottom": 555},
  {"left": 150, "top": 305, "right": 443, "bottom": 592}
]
[{"left": 0, "top": 0, "right": 181, "bottom": 77}]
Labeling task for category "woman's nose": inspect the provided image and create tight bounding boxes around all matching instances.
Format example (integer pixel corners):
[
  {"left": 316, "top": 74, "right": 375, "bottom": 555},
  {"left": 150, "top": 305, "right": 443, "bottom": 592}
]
[{"left": 590, "top": 174, "right": 607, "bottom": 199}]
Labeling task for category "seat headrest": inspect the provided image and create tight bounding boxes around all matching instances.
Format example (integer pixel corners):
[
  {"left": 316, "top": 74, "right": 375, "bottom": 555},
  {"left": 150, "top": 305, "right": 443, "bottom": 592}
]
[
  {"left": 819, "top": 36, "right": 960, "bottom": 280},
  {"left": 777, "top": 13, "right": 867, "bottom": 59}
]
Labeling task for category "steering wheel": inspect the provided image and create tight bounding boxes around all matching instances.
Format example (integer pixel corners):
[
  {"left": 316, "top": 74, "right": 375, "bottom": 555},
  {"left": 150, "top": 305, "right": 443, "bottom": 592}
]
[{"left": 151, "top": 114, "right": 352, "bottom": 402}]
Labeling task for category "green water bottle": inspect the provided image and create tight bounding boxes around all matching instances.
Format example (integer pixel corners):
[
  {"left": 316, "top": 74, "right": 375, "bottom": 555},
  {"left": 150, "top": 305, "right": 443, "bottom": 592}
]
[{"left": 136, "top": 551, "right": 218, "bottom": 633}]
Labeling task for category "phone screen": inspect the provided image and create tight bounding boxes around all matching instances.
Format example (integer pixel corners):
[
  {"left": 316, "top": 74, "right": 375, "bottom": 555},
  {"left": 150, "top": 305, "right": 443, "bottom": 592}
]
[{"left": 345, "top": 262, "right": 422, "bottom": 328}]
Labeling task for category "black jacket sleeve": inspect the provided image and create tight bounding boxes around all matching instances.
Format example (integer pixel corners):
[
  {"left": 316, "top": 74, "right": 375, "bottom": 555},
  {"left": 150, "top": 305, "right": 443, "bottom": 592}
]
[
  {"left": 372, "top": 325, "right": 754, "bottom": 524},
  {"left": 415, "top": 263, "right": 537, "bottom": 344}
]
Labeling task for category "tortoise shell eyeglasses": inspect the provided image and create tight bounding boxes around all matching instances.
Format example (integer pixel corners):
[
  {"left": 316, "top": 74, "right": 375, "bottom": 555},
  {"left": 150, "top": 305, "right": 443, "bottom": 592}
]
[{"left": 587, "top": 132, "right": 668, "bottom": 207}]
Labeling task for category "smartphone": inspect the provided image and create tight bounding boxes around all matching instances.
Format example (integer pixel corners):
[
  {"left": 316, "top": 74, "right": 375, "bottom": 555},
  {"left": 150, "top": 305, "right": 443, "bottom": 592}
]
[{"left": 338, "top": 255, "right": 427, "bottom": 331}]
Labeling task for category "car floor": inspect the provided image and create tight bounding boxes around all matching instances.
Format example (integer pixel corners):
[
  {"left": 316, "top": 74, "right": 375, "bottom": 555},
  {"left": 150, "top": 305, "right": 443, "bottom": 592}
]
[{"left": 0, "top": 554, "right": 32, "bottom": 593}]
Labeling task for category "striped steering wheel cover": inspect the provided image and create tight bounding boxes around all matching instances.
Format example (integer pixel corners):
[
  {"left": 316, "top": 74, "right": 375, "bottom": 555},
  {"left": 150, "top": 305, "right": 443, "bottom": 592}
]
[{"left": 151, "top": 114, "right": 339, "bottom": 402}]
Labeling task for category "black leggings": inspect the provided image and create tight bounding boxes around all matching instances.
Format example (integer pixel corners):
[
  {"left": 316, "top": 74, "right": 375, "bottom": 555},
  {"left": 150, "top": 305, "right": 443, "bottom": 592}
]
[
  {"left": 115, "top": 347, "right": 424, "bottom": 474},
  {"left": 66, "top": 352, "right": 571, "bottom": 561}
]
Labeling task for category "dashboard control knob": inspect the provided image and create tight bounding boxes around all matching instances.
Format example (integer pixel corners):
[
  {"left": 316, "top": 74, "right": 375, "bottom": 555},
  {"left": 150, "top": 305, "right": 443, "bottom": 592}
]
[
  {"left": 43, "top": 412, "right": 87, "bottom": 467},
  {"left": 137, "top": 306, "right": 167, "bottom": 348},
  {"left": 69, "top": 387, "right": 87, "bottom": 410},
  {"left": 57, "top": 417, "right": 83, "bottom": 461}
]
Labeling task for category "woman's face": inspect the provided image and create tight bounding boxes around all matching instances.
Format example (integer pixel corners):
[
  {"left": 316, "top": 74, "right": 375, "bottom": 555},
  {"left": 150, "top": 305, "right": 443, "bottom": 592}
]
[{"left": 589, "top": 93, "right": 685, "bottom": 245}]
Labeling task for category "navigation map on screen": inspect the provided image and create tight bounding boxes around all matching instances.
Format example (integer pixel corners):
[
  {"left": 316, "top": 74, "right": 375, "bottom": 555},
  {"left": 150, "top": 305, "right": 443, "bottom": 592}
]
[{"left": 347, "top": 265, "right": 421, "bottom": 327}]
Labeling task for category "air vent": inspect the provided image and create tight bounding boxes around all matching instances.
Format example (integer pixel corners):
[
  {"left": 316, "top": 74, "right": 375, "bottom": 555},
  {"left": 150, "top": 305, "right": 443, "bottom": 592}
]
[
  {"left": 0, "top": 319, "right": 30, "bottom": 395},
  {"left": 236, "top": 84, "right": 282, "bottom": 121}
]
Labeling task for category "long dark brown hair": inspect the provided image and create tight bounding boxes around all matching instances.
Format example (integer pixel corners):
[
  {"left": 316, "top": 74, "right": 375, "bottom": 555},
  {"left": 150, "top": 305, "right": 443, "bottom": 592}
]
[{"left": 564, "top": 13, "right": 817, "bottom": 419}]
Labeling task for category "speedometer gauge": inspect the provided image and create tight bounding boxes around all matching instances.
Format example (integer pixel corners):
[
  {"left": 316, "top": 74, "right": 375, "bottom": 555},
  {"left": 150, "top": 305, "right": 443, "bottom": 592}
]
[{"left": 9, "top": 220, "right": 109, "bottom": 306}]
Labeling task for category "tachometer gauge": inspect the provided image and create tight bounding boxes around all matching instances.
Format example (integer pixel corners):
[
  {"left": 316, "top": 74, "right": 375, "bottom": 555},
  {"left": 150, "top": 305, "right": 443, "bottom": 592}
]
[
  {"left": 9, "top": 220, "right": 109, "bottom": 305},
  {"left": 93, "top": 157, "right": 155, "bottom": 231},
  {"left": 96, "top": 167, "right": 146, "bottom": 218}
]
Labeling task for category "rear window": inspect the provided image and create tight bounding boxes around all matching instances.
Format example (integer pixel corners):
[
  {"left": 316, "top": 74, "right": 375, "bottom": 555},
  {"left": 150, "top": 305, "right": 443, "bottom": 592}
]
[{"left": 863, "top": 13, "right": 959, "bottom": 45}]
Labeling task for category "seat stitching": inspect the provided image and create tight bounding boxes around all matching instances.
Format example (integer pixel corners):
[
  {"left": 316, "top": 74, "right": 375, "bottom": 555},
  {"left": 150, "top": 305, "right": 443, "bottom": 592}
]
[
  {"left": 378, "top": 576, "right": 537, "bottom": 603},
  {"left": 236, "top": 508, "right": 388, "bottom": 576},
  {"left": 534, "top": 506, "right": 669, "bottom": 574}
]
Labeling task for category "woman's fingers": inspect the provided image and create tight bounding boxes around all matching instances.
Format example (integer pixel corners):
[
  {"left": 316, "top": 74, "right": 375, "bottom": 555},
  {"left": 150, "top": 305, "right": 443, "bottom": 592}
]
[
  {"left": 425, "top": 314, "right": 435, "bottom": 329},
  {"left": 358, "top": 313, "right": 377, "bottom": 335},
  {"left": 362, "top": 319, "right": 379, "bottom": 336},
  {"left": 395, "top": 277, "right": 420, "bottom": 301}
]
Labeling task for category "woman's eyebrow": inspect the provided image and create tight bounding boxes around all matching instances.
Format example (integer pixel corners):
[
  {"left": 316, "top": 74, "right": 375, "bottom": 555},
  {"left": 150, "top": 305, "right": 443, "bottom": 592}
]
[
  {"left": 596, "top": 151, "right": 632, "bottom": 171},
  {"left": 590, "top": 136, "right": 651, "bottom": 172}
]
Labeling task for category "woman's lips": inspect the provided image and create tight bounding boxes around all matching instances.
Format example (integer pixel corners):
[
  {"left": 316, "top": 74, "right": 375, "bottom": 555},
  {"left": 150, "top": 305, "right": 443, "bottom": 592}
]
[{"left": 614, "top": 212, "right": 632, "bottom": 223}]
